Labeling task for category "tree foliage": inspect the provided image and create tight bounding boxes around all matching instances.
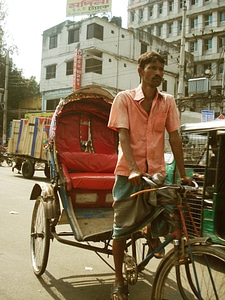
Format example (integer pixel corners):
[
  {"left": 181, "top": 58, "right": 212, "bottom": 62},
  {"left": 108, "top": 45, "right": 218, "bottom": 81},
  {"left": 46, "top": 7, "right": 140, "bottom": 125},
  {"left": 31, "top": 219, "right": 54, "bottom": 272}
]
[
  {"left": 0, "top": 0, "right": 40, "bottom": 139},
  {"left": 0, "top": 54, "right": 40, "bottom": 107}
]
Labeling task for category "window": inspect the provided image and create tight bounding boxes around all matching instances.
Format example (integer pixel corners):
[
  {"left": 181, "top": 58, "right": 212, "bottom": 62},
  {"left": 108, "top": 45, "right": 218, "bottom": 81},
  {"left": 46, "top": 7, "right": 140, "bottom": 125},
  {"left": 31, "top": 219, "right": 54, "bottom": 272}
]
[
  {"left": 190, "top": 17, "right": 198, "bottom": 29},
  {"left": 68, "top": 28, "right": 79, "bottom": 44},
  {"left": 66, "top": 60, "right": 74, "bottom": 75},
  {"left": 87, "top": 23, "right": 103, "bottom": 41},
  {"left": 204, "top": 38, "right": 212, "bottom": 51},
  {"left": 220, "top": 12, "right": 225, "bottom": 22},
  {"left": 141, "top": 43, "right": 148, "bottom": 54},
  {"left": 46, "top": 65, "right": 56, "bottom": 79},
  {"left": 139, "top": 9, "right": 143, "bottom": 20},
  {"left": 169, "top": 1, "right": 174, "bottom": 12},
  {"left": 191, "top": 0, "right": 198, "bottom": 5},
  {"left": 219, "top": 62, "right": 224, "bottom": 74},
  {"left": 190, "top": 41, "right": 198, "bottom": 52},
  {"left": 85, "top": 58, "right": 102, "bottom": 74},
  {"left": 47, "top": 99, "right": 59, "bottom": 110},
  {"left": 168, "top": 22, "right": 174, "bottom": 34},
  {"left": 219, "top": 36, "right": 225, "bottom": 48},
  {"left": 205, "top": 13, "right": 213, "bottom": 26},
  {"left": 49, "top": 35, "right": 57, "bottom": 49},
  {"left": 131, "top": 11, "right": 135, "bottom": 22},
  {"left": 159, "top": 3, "right": 163, "bottom": 14},
  {"left": 149, "top": 6, "right": 153, "bottom": 17}
]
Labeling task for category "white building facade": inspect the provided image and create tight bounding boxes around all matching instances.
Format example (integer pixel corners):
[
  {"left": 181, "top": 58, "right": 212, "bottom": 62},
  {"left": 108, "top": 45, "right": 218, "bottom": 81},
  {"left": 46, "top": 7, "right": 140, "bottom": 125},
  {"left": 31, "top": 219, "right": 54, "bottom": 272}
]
[
  {"left": 40, "top": 16, "right": 193, "bottom": 110},
  {"left": 128, "top": 0, "right": 225, "bottom": 98}
]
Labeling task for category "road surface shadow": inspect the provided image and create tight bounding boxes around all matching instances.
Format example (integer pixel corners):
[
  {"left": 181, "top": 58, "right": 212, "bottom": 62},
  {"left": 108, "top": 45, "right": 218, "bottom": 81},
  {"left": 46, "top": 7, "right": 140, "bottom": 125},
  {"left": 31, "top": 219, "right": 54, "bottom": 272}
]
[{"left": 38, "top": 269, "right": 155, "bottom": 300}]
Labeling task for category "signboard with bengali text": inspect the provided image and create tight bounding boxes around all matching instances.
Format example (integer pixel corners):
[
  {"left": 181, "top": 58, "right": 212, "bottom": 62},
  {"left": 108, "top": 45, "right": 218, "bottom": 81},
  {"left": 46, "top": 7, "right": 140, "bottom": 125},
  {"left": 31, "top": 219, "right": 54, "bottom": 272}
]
[
  {"left": 73, "top": 48, "right": 83, "bottom": 91},
  {"left": 66, "top": 0, "right": 112, "bottom": 16}
]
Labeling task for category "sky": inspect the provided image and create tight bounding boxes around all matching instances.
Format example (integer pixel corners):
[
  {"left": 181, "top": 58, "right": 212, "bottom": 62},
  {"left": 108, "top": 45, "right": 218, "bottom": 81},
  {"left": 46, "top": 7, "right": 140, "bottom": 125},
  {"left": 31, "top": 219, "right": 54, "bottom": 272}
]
[{"left": 5, "top": 0, "right": 128, "bottom": 82}]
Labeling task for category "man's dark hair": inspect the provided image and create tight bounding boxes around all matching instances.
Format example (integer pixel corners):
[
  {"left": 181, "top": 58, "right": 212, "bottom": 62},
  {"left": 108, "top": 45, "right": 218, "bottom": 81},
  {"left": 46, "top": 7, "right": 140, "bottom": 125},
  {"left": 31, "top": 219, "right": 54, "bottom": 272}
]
[{"left": 138, "top": 51, "right": 165, "bottom": 69}]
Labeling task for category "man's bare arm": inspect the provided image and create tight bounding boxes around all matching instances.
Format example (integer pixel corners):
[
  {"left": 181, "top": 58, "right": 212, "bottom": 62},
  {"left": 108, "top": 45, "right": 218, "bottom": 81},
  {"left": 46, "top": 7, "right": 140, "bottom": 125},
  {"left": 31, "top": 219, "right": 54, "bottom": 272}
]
[
  {"left": 119, "top": 128, "right": 142, "bottom": 186},
  {"left": 169, "top": 130, "right": 192, "bottom": 184}
]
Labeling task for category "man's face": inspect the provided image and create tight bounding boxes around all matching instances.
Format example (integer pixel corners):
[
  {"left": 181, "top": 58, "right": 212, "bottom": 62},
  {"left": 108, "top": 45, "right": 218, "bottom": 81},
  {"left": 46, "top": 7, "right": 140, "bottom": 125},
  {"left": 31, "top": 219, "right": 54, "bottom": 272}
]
[{"left": 138, "top": 60, "right": 164, "bottom": 88}]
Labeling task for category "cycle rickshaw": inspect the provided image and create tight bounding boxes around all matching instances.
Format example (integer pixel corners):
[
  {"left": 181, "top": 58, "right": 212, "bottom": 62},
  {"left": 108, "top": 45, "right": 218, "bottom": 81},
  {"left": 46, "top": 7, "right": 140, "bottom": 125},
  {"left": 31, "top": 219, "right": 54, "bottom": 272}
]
[{"left": 29, "top": 86, "right": 225, "bottom": 299}]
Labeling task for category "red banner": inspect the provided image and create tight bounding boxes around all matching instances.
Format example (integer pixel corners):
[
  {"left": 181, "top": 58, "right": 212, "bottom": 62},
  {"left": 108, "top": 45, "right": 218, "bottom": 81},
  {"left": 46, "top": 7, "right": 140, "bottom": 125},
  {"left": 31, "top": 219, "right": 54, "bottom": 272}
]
[{"left": 73, "top": 49, "right": 83, "bottom": 91}]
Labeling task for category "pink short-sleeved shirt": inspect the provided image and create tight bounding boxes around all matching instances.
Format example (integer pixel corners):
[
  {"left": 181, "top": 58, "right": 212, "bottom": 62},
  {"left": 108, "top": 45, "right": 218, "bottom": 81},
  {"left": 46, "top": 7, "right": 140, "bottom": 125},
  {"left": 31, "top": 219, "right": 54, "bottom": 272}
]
[{"left": 108, "top": 84, "right": 180, "bottom": 176}]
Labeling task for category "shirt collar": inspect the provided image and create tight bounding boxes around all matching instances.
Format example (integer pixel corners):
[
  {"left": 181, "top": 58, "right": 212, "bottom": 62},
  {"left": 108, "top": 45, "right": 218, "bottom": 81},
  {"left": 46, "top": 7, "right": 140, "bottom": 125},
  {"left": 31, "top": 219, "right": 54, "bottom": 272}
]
[{"left": 134, "top": 84, "right": 163, "bottom": 102}]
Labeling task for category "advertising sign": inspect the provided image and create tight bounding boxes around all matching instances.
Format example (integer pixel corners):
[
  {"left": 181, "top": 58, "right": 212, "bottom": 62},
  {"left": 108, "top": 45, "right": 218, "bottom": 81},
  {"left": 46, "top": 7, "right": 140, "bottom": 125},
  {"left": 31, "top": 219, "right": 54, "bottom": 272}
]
[
  {"left": 66, "top": 0, "right": 112, "bottom": 16},
  {"left": 201, "top": 110, "right": 214, "bottom": 122}
]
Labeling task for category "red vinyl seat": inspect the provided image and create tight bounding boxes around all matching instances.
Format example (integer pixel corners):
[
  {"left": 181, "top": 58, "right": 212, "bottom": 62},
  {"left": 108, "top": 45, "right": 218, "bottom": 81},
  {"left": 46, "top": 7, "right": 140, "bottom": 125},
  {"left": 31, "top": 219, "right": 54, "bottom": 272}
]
[{"left": 58, "top": 152, "right": 117, "bottom": 191}]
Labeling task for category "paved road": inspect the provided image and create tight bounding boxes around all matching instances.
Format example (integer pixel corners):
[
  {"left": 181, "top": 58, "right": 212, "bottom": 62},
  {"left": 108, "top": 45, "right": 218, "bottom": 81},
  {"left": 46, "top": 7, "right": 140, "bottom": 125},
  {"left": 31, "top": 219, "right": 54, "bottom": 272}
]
[{"left": 0, "top": 163, "right": 160, "bottom": 300}]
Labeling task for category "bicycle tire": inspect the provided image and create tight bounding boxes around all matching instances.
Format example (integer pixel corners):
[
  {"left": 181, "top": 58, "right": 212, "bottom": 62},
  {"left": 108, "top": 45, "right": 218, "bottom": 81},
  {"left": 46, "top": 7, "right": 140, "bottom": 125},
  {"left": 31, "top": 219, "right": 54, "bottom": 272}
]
[
  {"left": 30, "top": 196, "right": 51, "bottom": 276},
  {"left": 151, "top": 244, "right": 225, "bottom": 300}
]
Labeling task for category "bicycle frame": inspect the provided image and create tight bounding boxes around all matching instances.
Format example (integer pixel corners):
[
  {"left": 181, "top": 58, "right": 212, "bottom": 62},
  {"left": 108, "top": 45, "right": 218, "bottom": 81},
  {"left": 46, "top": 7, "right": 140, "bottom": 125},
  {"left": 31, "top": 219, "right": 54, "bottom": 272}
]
[
  {"left": 128, "top": 183, "right": 200, "bottom": 271},
  {"left": 127, "top": 181, "right": 225, "bottom": 300}
]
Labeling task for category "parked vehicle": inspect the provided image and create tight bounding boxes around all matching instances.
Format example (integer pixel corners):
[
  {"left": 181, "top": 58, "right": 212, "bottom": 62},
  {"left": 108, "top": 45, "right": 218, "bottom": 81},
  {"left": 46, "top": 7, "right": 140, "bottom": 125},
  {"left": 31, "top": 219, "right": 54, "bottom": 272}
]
[
  {"left": 7, "top": 115, "right": 52, "bottom": 178},
  {"left": 166, "top": 120, "right": 225, "bottom": 246}
]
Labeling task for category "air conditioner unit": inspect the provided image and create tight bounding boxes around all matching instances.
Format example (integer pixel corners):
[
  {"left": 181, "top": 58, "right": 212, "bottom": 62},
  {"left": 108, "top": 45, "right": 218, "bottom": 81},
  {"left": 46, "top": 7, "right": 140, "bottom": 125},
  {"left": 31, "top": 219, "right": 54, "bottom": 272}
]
[{"left": 188, "top": 77, "right": 209, "bottom": 95}]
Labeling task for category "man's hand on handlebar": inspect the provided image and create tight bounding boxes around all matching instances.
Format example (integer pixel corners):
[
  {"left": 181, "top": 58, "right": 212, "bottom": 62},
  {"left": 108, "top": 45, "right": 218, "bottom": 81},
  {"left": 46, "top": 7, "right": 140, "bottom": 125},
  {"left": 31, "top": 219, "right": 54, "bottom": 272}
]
[
  {"left": 180, "top": 176, "right": 194, "bottom": 186},
  {"left": 128, "top": 170, "right": 143, "bottom": 186}
]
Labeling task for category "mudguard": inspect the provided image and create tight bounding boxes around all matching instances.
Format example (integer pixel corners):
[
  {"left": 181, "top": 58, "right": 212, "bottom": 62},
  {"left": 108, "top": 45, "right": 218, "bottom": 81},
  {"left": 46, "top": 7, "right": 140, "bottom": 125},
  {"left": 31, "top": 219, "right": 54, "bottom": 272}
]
[{"left": 30, "top": 183, "right": 60, "bottom": 221}]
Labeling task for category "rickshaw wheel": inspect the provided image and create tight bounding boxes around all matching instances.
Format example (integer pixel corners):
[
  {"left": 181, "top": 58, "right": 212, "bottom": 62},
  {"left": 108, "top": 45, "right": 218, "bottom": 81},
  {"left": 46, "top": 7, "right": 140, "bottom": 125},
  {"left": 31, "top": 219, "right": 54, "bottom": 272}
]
[{"left": 30, "top": 196, "right": 51, "bottom": 276}]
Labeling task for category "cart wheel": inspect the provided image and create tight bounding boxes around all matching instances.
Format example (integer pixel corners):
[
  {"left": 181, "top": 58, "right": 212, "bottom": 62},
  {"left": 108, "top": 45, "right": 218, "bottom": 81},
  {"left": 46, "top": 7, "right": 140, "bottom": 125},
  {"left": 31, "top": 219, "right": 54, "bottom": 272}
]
[
  {"left": 44, "top": 163, "right": 50, "bottom": 179},
  {"left": 30, "top": 196, "right": 51, "bottom": 276},
  {"left": 22, "top": 160, "right": 35, "bottom": 179}
]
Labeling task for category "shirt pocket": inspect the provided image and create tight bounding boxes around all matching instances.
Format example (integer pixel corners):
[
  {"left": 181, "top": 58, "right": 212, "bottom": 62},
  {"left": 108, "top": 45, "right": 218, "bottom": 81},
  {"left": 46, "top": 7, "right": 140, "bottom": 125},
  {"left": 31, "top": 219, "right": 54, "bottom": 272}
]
[{"left": 153, "top": 113, "right": 167, "bottom": 132}]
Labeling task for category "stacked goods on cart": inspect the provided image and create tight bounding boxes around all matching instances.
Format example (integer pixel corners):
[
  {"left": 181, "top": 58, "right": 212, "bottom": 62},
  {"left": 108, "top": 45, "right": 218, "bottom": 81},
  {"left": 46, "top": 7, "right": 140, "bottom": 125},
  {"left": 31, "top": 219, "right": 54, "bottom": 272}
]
[
  {"left": 8, "top": 116, "right": 52, "bottom": 160},
  {"left": 8, "top": 116, "right": 52, "bottom": 178}
]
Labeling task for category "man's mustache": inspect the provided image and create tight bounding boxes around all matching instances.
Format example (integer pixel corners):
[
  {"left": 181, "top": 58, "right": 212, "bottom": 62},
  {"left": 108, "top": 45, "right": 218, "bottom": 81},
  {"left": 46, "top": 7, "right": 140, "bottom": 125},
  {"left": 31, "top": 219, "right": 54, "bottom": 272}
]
[{"left": 153, "top": 76, "right": 163, "bottom": 80}]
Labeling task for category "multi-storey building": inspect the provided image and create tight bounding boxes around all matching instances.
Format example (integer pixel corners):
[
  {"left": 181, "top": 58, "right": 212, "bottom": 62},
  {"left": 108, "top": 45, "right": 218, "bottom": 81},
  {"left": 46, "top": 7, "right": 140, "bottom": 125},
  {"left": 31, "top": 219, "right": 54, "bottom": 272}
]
[
  {"left": 40, "top": 16, "right": 193, "bottom": 110},
  {"left": 128, "top": 0, "right": 225, "bottom": 103}
]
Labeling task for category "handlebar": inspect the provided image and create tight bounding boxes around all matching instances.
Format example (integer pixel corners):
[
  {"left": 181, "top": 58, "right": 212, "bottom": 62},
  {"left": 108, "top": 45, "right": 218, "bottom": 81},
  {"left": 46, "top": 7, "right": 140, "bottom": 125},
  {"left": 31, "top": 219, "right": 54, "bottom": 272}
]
[{"left": 130, "top": 175, "right": 198, "bottom": 198}]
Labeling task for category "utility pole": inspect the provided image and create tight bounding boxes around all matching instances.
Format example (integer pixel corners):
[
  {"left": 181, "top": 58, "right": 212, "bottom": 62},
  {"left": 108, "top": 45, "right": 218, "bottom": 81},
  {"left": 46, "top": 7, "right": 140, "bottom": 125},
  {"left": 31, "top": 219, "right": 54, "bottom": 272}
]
[
  {"left": 222, "top": 46, "right": 225, "bottom": 97},
  {"left": 177, "top": 2, "right": 187, "bottom": 99},
  {"left": 2, "top": 50, "right": 9, "bottom": 146}
]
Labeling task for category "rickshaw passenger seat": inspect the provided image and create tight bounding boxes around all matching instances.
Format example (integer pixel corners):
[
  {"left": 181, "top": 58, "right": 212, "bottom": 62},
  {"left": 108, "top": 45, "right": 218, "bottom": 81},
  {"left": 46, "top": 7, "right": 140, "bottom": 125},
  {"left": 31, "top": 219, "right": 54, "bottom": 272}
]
[{"left": 57, "top": 152, "right": 117, "bottom": 191}]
